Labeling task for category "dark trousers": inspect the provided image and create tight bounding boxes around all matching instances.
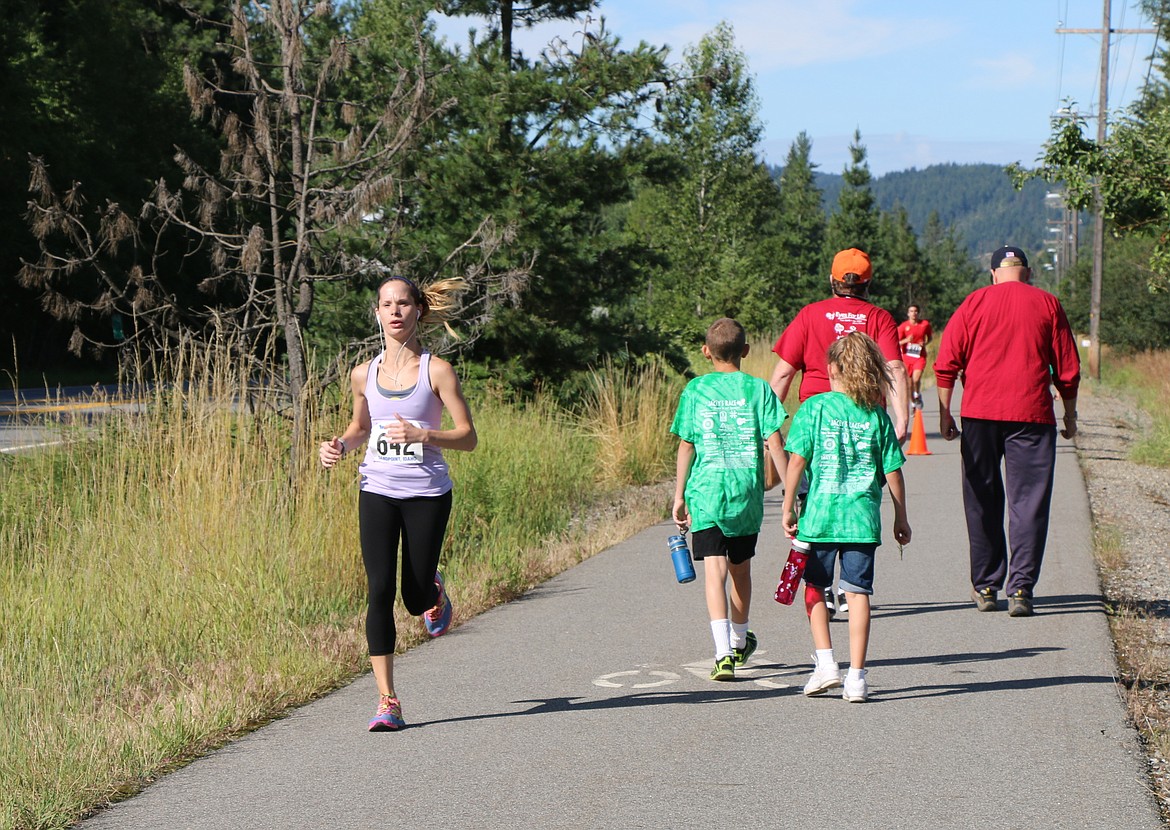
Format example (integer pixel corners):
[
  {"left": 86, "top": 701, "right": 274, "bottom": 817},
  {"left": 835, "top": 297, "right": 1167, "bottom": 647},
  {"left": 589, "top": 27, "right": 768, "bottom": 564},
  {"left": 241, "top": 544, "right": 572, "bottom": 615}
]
[{"left": 959, "top": 418, "right": 1056, "bottom": 595}]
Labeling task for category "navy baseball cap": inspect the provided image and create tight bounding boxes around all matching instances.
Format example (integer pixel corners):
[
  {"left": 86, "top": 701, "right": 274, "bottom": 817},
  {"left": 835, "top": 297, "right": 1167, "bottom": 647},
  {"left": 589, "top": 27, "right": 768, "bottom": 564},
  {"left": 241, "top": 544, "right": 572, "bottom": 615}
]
[{"left": 990, "top": 246, "right": 1029, "bottom": 269}]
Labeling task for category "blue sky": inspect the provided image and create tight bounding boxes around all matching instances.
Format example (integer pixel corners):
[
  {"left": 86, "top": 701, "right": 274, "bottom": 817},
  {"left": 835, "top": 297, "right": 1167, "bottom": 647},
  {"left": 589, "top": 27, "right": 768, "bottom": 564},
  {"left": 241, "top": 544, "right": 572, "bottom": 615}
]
[{"left": 431, "top": 1, "right": 1162, "bottom": 176}]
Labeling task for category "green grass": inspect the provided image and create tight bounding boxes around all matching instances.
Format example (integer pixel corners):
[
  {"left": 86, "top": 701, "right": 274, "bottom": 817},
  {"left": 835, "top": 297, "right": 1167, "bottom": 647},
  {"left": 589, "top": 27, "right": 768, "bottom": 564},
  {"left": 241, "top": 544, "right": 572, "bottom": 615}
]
[{"left": 0, "top": 352, "right": 682, "bottom": 830}]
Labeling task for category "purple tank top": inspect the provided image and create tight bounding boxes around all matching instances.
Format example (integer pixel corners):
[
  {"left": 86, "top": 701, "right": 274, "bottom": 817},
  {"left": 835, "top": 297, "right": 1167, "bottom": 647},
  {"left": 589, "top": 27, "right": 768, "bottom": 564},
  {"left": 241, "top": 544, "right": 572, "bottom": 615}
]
[{"left": 358, "top": 351, "right": 452, "bottom": 498}]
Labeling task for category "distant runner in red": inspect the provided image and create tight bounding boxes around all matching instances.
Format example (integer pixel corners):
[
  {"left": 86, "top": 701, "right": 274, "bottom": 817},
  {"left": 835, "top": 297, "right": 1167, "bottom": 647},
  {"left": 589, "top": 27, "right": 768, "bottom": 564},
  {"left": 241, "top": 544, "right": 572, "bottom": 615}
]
[{"left": 897, "top": 304, "right": 933, "bottom": 410}]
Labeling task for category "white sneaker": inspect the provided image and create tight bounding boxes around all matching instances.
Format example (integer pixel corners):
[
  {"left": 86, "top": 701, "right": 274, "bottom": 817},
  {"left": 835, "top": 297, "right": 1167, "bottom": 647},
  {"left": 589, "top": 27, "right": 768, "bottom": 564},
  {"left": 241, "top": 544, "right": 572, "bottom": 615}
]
[
  {"left": 803, "top": 660, "right": 842, "bottom": 696},
  {"left": 842, "top": 674, "right": 869, "bottom": 702}
]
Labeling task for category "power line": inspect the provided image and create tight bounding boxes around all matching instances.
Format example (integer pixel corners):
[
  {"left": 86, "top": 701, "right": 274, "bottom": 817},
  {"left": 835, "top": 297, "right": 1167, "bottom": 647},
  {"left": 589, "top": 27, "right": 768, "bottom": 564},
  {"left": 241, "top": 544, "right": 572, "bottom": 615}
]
[{"left": 1055, "top": 0, "right": 1071, "bottom": 113}]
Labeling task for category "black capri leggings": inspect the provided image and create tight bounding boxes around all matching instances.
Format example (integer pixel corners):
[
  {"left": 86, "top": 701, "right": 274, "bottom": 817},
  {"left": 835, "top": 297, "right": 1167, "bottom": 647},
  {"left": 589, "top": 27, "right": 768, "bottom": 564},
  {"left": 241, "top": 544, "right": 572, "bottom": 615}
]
[{"left": 358, "top": 488, "right": 453, "bottom": 656}]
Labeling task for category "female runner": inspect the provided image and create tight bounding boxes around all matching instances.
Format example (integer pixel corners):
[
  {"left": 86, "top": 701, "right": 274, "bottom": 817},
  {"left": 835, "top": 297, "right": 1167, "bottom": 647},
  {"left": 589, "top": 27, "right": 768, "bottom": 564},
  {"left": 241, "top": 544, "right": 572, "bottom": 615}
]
[{"left": 320, "top": 275, "right": 477, "bottom": 731}]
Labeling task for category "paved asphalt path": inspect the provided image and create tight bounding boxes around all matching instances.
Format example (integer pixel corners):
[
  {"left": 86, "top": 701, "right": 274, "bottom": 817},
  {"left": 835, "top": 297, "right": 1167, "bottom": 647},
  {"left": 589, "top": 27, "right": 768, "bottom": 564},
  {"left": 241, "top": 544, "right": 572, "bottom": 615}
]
[{"left": 81, "top": 399, "right": 1162, "bottom": 830}]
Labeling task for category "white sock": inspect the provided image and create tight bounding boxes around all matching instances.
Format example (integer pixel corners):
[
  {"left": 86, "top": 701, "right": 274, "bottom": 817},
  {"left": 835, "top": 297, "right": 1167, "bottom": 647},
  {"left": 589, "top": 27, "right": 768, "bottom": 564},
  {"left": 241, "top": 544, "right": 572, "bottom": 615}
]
[
  {"left": 847, "top": 667, "right": 867, "bottom": 681},
  {"left": 730, "top": 621, "right": 750, "bottom": 649},
  {"left": 711, "top": 619, "right": 732, "bottom": 659},
  {"left": 815, "top": 648, "right": 836, "bottom": 669}
]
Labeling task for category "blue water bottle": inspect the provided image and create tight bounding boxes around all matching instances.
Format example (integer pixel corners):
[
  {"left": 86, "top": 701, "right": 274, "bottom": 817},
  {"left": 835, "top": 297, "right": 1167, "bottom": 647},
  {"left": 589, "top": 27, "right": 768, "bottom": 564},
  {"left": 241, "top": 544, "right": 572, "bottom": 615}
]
[{"left": 668, "top": 534, "right": 696, "bottom": 583}]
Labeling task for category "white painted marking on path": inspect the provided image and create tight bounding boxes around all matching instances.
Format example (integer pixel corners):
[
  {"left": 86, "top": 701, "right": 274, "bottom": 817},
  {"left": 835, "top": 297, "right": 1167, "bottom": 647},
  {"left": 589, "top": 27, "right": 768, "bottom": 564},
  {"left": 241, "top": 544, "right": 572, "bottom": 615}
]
[
  {"left": 593, "top": 654, "right": 796, "bottom": 691},
  {"left": 632, "top": 670, "right": 680, "bottom": 688},
  {"left": 593, "top": 669, "right": 681, "bottom": 689},
  {"left": 682, "top": 652, "right": 794, "bottom": 689}
]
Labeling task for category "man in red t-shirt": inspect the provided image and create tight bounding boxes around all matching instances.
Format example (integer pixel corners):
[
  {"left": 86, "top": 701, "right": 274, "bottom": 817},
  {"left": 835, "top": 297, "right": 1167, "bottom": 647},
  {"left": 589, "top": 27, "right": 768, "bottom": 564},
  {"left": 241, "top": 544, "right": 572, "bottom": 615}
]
[
  {"left": 897, "top": 304, "right": 933, "bottom": 409},
  {"left": 770, "top": 248, "right": 909, "bottom": 619},
  {"left": 770, "top": 248, "right": 909, "bottom": 440},
  {"left": 934, "top": 245, "right": 1080, "bottom": 618}
]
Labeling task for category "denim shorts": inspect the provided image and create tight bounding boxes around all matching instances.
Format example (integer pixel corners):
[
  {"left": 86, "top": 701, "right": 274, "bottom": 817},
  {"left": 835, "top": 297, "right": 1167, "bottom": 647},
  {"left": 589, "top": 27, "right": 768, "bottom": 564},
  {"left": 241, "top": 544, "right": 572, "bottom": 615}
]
[{"left": 802, "top": 543, "right": 877, "bottom": 594}]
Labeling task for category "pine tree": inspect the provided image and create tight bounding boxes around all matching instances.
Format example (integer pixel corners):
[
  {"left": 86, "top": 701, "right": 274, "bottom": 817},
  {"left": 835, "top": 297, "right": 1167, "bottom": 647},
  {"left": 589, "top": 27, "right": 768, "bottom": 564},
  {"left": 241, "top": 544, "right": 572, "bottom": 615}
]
[
  {"left": 627, "top": 21, "right": 780, "bottom": 338},
  {"left": 773, "top": 132, "right": 827, "bottom": 320},
  {"left": 875, "top": 205, "right": 924, "bottom": 314},
  {"left": 824, "top": 129, "right": 879, "bottom": 262},
  {"left": 921, "top": 211, "right": 982, "bottom": 326}
]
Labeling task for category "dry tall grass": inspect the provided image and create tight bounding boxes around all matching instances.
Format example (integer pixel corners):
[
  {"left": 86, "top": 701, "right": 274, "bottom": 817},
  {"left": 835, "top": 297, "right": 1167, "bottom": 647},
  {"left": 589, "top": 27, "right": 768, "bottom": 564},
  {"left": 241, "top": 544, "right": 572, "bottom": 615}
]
[
  {"left": 0, "top": 349, "right": 677, "bottom": 830},
  {"left": 1090, "top": 348, "right": 1170, "bottom": 819},
  {"left": 576, "top": 358, "right": 683, "bottom": 487},
  {"left": 1104, "top": 350, "right": 1170, "bottom": 467}
]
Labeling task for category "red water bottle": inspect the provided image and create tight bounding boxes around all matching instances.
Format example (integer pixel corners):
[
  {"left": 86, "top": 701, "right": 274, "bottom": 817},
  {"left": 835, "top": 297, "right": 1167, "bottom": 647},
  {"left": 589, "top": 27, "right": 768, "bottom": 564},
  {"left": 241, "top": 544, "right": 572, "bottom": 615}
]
[{"left": 774, "top": 539, "right": 810, "bottom": 605}]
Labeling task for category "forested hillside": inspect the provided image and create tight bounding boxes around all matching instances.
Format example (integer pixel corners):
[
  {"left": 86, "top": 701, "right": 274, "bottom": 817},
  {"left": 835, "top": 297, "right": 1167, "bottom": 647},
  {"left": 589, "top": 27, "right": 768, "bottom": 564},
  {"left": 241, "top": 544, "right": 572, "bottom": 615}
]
[{"left": 813, "top": 163, "right": 1062, "bottom": 259}]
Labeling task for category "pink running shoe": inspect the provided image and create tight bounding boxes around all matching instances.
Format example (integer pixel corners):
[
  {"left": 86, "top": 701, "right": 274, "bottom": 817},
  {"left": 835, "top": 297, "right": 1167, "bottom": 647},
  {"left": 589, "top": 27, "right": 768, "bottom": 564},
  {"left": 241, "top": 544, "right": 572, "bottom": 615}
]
[
  {"left": 423, "top": 568, "right": 453, "bottom": 637},
  {"left": 368, "top": 694, "right": 405, "bottom": 731}
]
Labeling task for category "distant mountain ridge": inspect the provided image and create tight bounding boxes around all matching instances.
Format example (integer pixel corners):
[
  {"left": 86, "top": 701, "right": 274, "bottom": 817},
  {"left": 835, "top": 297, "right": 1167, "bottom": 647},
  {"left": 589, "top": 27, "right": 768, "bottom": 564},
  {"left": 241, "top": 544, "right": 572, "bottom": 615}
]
[{"left": 802, "top": 162, "right": 1062, "bottom": 261}]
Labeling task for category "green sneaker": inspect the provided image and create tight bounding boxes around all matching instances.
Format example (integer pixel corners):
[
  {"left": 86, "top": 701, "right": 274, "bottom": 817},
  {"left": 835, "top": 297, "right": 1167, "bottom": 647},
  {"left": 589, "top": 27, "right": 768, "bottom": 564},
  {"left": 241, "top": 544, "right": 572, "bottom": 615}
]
[
  {"left": 710, "top": 655, "right": 735, "bottom": 681},
  {"left": 732, "top": 631, "right": 758, "bottom": 666}
]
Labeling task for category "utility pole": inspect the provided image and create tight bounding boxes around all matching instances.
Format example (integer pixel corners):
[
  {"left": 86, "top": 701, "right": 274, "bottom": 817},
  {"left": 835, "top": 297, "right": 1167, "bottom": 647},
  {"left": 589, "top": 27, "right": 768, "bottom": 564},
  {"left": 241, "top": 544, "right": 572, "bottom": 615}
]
[
  {"left": 1057, "top": 2, "right": 1156, "bottom": 379},
  {"left": 1089, "top": 0, "right": 1109, "bottom": 380}
]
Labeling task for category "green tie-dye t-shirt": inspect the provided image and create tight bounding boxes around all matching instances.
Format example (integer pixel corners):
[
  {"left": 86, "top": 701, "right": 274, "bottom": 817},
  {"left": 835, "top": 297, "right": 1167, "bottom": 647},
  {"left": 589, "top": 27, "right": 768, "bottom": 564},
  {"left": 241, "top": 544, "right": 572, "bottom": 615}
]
[
  {"left": 784, "top": 391, "right": 904, "bottom": 544},
  {"left": 670, "top": 371, "right": 786, "bottom": 537}
]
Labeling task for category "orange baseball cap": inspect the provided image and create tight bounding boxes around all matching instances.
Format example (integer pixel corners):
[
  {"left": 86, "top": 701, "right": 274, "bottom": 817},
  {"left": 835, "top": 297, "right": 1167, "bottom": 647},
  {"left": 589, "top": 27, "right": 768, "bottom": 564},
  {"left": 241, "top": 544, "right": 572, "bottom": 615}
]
[{"left": 831, "top": 248, "right": 873, "bottom": 283}]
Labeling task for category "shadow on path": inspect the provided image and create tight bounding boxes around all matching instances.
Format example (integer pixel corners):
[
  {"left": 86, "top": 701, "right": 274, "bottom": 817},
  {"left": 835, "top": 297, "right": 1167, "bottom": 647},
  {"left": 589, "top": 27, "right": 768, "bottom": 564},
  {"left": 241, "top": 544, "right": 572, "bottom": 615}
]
[
  {"left": 883, "top": 673, "right": 1115, "bottom": 701},
  {"left": 407, "top": 641, "right": 1098, "bottom": 727},
  {"left": 868, "top": 592, "right": 1105, "bottom": 620}
]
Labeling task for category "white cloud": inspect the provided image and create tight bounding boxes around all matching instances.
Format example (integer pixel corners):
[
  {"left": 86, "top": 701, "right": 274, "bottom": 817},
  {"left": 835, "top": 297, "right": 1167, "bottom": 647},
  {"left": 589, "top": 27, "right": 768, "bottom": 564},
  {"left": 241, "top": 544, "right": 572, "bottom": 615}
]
[
  {"left": 606, "top": 0, "right": 956, "bottom": 71},
  {"left": 968, "top": 54, "right": 1039, "bottom": 90},
  {"left": 434, "top": 2, "right": 959, "bottom": 74}
]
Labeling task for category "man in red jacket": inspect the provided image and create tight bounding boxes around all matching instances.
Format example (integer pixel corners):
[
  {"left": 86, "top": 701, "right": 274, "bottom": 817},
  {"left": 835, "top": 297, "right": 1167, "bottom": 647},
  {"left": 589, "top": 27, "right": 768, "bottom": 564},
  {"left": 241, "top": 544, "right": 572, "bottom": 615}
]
[{"left": 934, "top": 245, "right": 1080, "bottom": 617}]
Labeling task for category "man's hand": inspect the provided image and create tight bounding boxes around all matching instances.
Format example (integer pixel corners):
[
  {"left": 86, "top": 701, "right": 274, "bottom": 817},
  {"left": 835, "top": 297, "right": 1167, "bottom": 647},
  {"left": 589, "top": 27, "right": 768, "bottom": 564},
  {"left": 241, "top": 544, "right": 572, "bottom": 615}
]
[{"left": 939, "top": 410, "right": 960, "bottom": 441}]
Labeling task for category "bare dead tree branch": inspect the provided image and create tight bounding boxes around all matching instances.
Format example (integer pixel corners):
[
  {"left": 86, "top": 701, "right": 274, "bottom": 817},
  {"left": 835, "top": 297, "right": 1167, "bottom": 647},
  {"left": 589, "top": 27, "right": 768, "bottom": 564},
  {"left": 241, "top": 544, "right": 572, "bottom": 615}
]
[{"left": 21, "top": 0, "right": 532, "bottom": 462}]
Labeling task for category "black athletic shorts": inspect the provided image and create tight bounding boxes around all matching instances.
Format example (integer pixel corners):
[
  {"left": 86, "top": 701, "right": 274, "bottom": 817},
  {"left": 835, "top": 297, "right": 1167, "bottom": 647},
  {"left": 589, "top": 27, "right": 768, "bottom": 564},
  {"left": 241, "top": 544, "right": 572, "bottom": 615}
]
[{"left": 691, "top": 527, "right": 758, "bottom": 565}]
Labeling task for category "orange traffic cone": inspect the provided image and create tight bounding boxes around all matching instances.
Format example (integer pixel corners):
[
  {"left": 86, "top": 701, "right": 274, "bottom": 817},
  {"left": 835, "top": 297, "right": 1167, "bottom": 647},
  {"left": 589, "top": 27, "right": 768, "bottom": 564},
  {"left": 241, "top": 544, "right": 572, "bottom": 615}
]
[{"left": 906, "top": 408, "right": 931, "bottom": 456}]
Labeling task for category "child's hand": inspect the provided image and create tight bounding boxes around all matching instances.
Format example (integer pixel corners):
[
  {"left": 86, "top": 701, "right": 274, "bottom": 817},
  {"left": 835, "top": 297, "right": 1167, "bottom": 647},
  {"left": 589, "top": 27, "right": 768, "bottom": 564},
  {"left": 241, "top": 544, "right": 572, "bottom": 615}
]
[
  {"left": 782, "top": 507, "right": 798, "bottom": 537},
  {"left": 672, "top": 498, "right": 689, "bottom": 533},
  {"left": 893, "top": 519, "right": 911, "bottom": 546}
]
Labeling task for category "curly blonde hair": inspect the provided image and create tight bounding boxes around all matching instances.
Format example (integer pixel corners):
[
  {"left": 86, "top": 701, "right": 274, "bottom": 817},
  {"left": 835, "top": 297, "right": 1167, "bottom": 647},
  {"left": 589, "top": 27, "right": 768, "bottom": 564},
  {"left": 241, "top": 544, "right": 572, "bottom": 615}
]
[{"left": 827, "top": 331, "right": 892, "bottom": 409}]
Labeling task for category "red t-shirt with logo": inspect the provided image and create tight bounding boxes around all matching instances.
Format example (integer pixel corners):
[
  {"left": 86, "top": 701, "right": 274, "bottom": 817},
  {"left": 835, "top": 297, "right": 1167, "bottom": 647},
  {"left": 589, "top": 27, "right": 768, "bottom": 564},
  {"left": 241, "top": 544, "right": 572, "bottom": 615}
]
[{"left": 772, "top": 296, "right": 903, "bottom": 402}]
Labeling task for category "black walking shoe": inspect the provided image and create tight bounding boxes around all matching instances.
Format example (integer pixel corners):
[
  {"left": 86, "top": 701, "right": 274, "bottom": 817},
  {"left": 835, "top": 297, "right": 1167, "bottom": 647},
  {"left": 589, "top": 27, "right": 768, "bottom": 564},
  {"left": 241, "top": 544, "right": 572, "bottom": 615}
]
[
  {"left": 971, "top": 586, "right": 998, "bottom": 612},
  {"left": 1008, "top": 590, "right": 1034, "bottom": 617}
]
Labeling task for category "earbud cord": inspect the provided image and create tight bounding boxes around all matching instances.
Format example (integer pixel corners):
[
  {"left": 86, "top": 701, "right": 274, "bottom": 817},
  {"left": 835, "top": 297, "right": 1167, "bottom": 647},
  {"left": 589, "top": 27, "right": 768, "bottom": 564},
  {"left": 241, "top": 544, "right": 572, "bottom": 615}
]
[{"left": 381, "top": 315, "right": 419, "bottom": 387}]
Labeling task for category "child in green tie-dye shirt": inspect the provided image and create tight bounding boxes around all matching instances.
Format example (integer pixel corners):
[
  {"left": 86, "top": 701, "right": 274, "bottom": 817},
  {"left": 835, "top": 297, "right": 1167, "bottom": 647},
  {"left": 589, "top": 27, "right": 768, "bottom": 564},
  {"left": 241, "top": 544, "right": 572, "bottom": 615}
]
[
  {"left": 671, "top": 318, "right": 788, "bottom": 682},
  {"left": 781, "top": 332, "right": 912, "bottom": 703}
]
